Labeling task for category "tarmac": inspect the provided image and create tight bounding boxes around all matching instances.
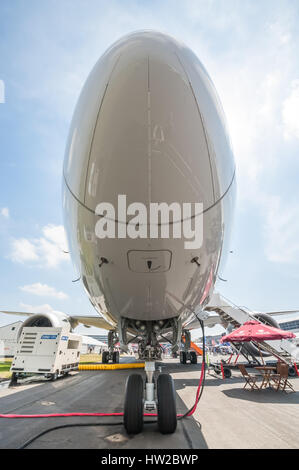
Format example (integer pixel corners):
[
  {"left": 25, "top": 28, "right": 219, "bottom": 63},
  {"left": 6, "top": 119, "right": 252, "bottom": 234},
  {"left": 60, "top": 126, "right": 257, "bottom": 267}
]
[{"left": 0, "top": 357, "right": 298, "bottom": 449}]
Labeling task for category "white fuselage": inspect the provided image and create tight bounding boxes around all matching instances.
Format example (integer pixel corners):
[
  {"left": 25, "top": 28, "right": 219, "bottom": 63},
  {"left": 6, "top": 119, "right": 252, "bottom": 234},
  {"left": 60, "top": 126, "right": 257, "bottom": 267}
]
[{"left": 62, "top": 31, "right": 235, "bottom": 329}]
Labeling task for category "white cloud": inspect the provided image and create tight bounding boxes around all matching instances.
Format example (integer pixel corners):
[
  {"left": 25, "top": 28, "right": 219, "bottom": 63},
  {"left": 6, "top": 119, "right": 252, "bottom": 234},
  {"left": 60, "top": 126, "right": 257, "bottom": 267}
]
[
  {"left": 268, "top": 21, "right": 292, "bottom": 45},
  {"left": 10, "top": 238, "right": 39, "bottom": 263},
  {"left": 263, "top": 196, "right": 299, "bottom": 263},
  {"left": 215, "top": 57, "right": 289, "bottom": 191},
  {"left": 42, "top": 224, "right": 67, "bottom": 249},
  {"left": 1, "top": 207, "right": 9, "bottom": 218},
  {"left": 282, "top": 80, "right": 299, "bottom": 139},
  {"left": 10, "top": 224, "right": 69, "bottom": 268},
  {"left": 20, "top": 283, "right": 68, "bottom": 300}
]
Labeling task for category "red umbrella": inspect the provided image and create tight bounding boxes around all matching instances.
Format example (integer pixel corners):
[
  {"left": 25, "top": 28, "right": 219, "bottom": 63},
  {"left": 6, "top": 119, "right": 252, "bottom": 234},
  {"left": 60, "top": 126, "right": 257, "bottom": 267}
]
[
  {"left": 221, "top": 320, "right": 295, "bottom": 343},
  {"left": 220, "top": 320, "right": 295, "bottom": 364}
]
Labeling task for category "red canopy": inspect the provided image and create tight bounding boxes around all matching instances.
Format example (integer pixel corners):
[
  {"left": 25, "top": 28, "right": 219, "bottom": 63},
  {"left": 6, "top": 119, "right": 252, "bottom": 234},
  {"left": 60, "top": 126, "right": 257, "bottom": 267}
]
[{"left": 220, "top": 320, "right": 295, "bottom": 343}]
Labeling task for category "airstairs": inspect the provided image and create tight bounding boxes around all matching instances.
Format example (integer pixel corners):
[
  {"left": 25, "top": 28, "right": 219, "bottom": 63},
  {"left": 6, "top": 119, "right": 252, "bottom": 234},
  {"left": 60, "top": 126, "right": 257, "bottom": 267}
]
[{"left": 205, "top": 292, "right": 299, "bottom": 364}]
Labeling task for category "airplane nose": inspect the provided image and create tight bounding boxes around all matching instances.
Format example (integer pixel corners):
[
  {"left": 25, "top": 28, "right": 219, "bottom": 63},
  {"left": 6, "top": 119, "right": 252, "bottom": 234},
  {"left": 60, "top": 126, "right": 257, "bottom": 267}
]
[{"left": 64, "top": 32, "right": 219, "bottom": 223}]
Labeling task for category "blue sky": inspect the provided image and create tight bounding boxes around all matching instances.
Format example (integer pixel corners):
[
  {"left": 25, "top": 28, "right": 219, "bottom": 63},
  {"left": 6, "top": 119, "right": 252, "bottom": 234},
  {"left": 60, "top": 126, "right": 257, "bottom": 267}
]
[{"left": 1, "top": 0, "right": 299, "bottom": 337}]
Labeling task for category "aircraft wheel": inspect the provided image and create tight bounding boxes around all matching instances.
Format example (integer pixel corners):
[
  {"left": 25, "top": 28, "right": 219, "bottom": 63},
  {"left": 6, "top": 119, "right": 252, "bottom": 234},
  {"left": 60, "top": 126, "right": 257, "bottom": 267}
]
[
  {"left": 113, "top": 351, "right": 119, "bottom": 363},
  {"left": 102, "top": 351, "right": 109, "bottom": 363},
  {"left": 157, "top": 374, "right": 177, "bottom": 434},
  {"left": 180, "top": 351, "right": 186, "bottom": 364},
  {"left": 124, "top": 374, "right": 144, "bottom": 434},
  {"left": 190, "top": 351, "right": 197, "bottom": 364}
]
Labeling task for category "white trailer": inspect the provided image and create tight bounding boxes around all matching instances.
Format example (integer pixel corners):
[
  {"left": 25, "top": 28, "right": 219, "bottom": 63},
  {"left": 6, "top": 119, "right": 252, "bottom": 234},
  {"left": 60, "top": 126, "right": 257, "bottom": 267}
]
[{"left": 10, "top": 326, "right": 82, "bottom": 381}]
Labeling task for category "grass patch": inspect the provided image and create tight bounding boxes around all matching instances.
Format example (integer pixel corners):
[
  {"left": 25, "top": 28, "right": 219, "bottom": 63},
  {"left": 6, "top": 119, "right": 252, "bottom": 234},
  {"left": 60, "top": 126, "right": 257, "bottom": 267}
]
[
  {"left": 0, "top": 371, "right": 11, "bottom": 379},
  {"left": 79, "top": 353, "right": 102, "bottom": 364},
  {"left": 0, "top": 362, "right": 12, "bottom": 379}
]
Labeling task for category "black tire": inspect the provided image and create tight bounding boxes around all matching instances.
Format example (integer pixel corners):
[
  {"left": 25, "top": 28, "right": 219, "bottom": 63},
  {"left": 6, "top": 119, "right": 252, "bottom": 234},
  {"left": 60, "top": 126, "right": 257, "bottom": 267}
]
[
  {"left": 102, "top": 351, "right": 108, "bottom": 364},
  {"left": 10, "top": 372, "right": 18, "bottom": 385},
  {"left": 190, "top": 351, "right": 197, "bottom": 364},
  {"left": 288, "top": 365, "right": 297, "bottom": 377},
  {"left": 124, "top": 374, "right": 144, "bottom": 434},
  {"left": 157, "top": 374, "right": 177, "bottom": 434},
  {"left": 180, "top": 351, "right": 186, "bottom": 364},
  {"left": 113, "top": 351, "right": 119, "bottom": 363},
  {"left": 223, "top": 367, "right": 232, "bottom": 379},
  {"left": 51, "top": 370, "right": 58, "bottom": 381}
]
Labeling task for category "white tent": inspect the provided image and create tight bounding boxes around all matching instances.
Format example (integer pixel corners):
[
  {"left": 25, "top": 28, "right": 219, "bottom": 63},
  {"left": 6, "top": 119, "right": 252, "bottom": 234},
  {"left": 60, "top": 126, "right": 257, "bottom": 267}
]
[{"left": 80, "top": 335, "right": 107, "bottom": 354}]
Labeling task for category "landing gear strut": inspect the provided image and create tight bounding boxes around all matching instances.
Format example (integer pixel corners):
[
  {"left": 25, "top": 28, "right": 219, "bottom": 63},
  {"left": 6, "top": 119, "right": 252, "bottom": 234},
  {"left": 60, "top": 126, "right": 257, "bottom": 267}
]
[{"left": 102, "top": 330, "right": 119, "bottom": 364}]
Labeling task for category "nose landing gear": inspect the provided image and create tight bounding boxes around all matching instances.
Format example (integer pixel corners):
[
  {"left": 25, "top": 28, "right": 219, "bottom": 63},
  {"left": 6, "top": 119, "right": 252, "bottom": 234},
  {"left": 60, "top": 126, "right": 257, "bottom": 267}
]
[{"left": 123, "top": 360, "right": 177, "bottom": 435}]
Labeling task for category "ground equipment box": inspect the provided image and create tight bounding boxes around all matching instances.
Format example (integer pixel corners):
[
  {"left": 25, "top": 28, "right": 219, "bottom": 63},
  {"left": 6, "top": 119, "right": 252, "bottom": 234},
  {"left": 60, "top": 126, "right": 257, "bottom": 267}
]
[{"left": 10, "top": 326, "right": 82, "bottom": 380}]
